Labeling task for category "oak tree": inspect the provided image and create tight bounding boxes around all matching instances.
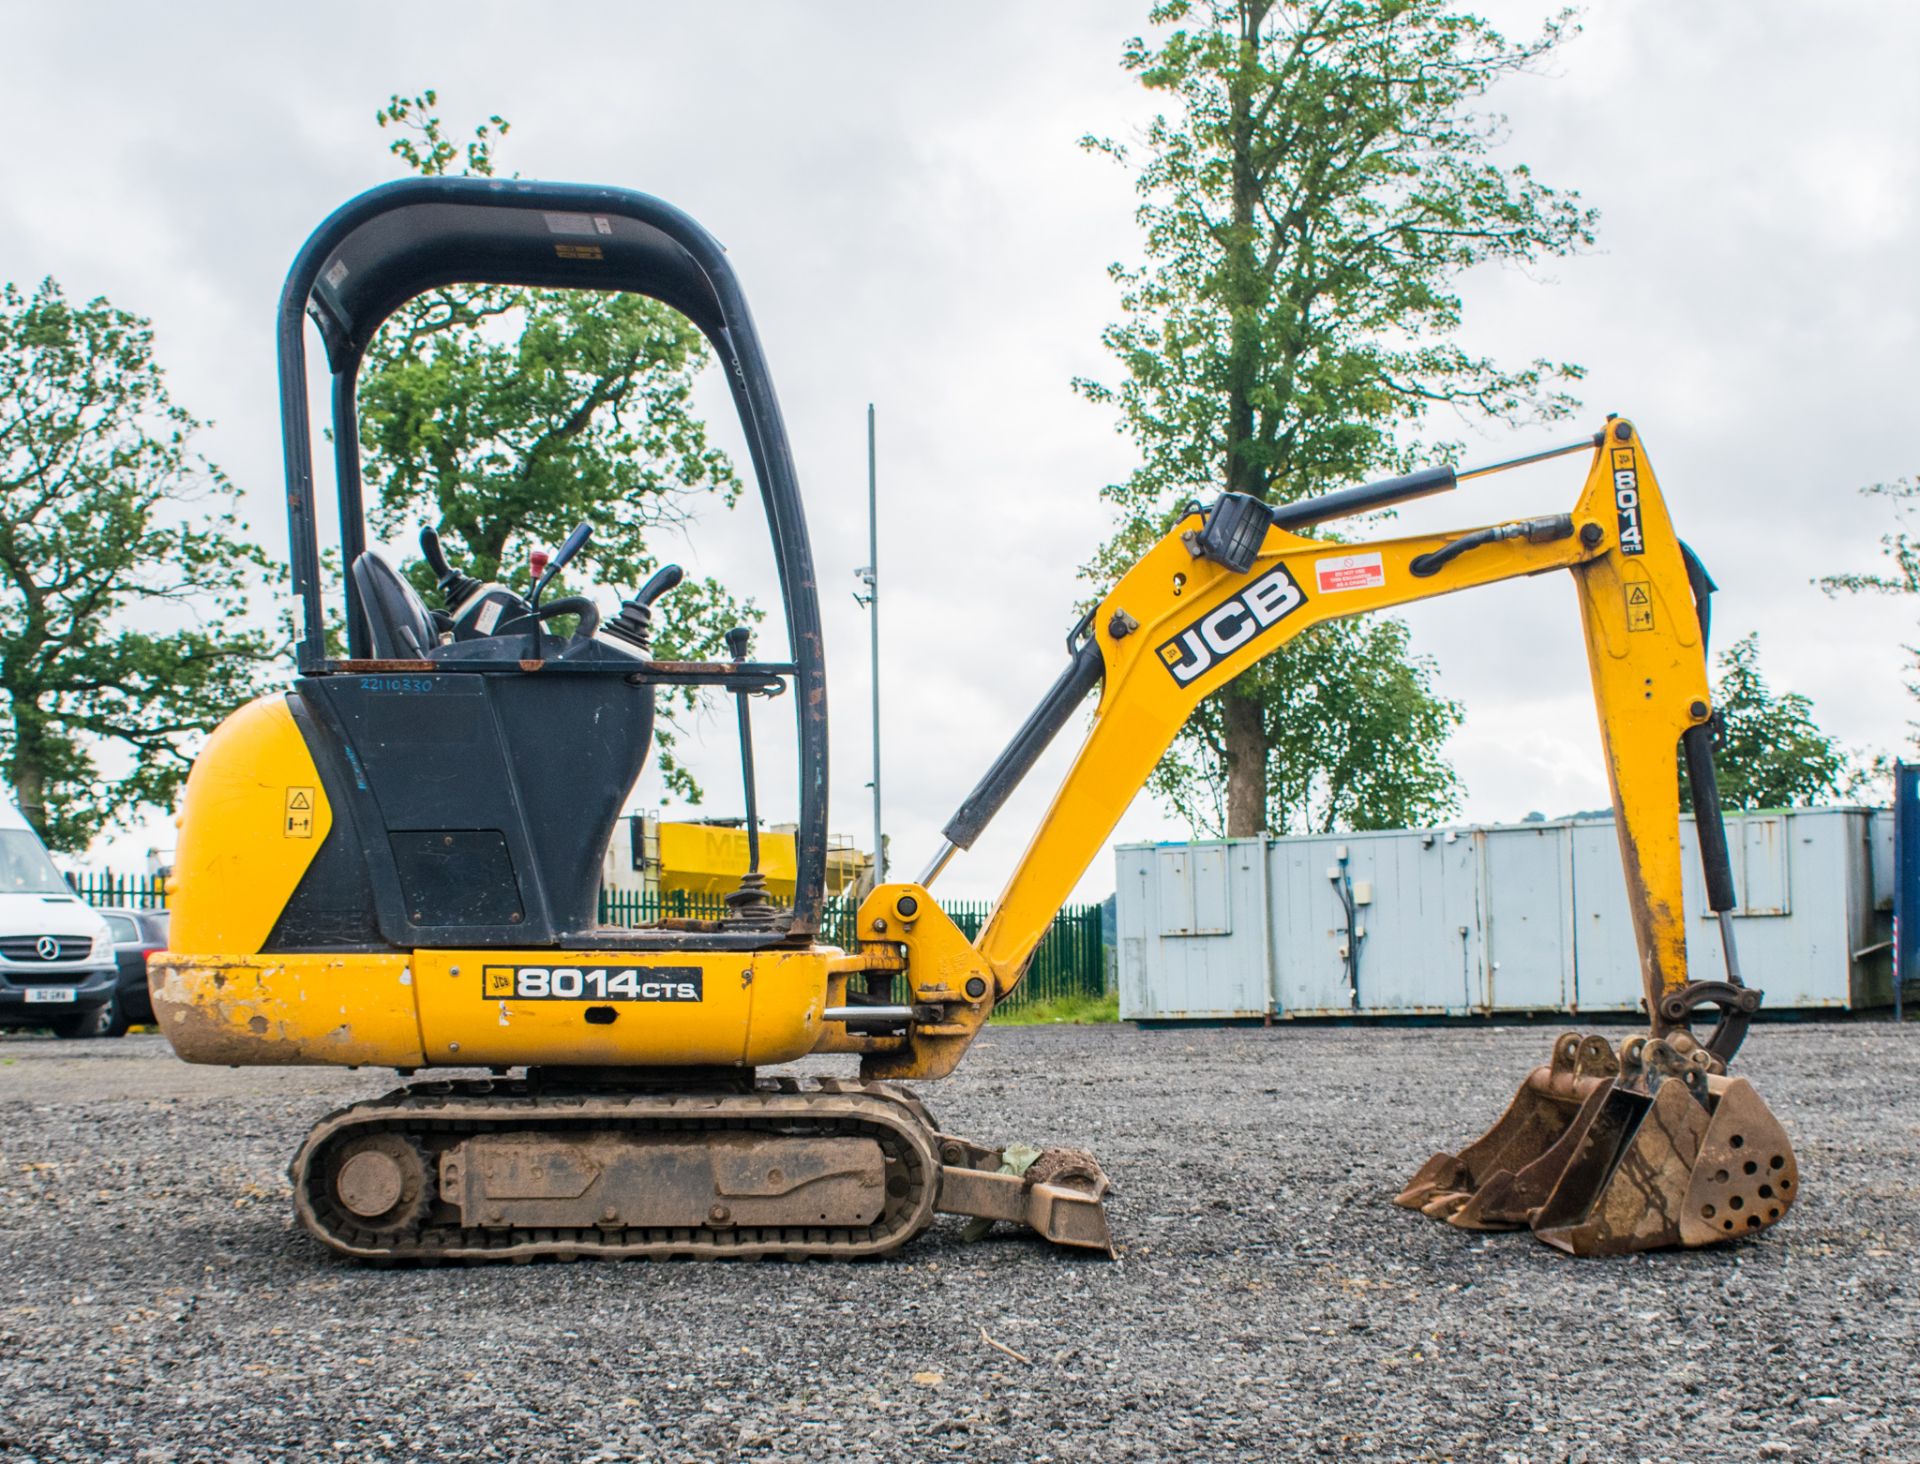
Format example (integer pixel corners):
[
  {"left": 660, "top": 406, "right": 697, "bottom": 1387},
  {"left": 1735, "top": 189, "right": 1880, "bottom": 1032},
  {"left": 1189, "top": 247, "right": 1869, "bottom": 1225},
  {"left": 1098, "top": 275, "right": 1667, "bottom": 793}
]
[{"left": 1081, "top": 0, "right": 1594, "bottom": 835}]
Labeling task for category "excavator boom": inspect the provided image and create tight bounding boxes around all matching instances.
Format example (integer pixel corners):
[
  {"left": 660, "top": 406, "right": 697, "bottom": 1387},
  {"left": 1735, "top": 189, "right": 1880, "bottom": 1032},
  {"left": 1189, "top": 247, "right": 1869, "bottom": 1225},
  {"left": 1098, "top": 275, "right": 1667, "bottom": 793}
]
[{"left": 844, "top": 417, "right": 1793, "bottom": 1255}]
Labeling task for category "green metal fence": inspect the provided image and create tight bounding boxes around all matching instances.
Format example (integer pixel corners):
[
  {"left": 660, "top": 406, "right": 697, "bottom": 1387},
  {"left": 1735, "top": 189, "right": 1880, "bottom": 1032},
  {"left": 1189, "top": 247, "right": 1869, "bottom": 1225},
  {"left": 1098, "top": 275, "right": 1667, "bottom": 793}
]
[
  {"left": 68, "top": 872, "right": 169, "bottom": 911},
  {"left": 896, "top": 899, "right": 1107, "bottom": 1011},
  {"left": 597, "top": 890, "right": 1106, "bottom": 1013},
  {"left": 66, "top": 875, "right": 1107, "bottom": 1013}
]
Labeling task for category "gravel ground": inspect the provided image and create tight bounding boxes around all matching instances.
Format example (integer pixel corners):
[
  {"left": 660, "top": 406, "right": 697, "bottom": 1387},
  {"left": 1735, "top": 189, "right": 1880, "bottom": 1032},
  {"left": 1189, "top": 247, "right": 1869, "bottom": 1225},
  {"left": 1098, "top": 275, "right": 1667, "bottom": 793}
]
[{"left": 0, "top": 1020, "right": 1914, "bottom": 1463}]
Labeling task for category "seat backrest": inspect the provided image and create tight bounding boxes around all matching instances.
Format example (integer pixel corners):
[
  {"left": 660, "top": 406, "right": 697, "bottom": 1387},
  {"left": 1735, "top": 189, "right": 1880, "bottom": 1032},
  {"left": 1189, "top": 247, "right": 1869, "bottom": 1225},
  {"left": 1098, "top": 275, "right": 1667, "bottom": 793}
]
[{"left": 351, "top": 550, "right": 440, "bottom": 659}]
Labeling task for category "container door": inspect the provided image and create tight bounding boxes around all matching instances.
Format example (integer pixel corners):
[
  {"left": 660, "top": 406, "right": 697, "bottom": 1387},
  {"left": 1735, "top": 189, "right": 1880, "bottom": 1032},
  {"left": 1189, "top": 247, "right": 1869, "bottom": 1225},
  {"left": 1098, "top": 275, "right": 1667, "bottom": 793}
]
[
  {"left": 1125, "top": 842, "right": 1257, "bottom": 1018},
  {"left": 1268, "top": 837, "right": 1352, "bottom": 1015},
  {"left": 1484, "top": 826, "right": 1572, "bottom": 1010}
]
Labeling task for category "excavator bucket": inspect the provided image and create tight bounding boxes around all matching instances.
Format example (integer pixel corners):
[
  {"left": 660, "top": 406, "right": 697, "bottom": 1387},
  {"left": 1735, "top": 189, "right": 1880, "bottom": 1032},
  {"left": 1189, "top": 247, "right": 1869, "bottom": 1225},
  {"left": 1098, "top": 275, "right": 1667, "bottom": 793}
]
[{"left": 1396, "top": 1032, "right": 1797, "bottom": 1256}]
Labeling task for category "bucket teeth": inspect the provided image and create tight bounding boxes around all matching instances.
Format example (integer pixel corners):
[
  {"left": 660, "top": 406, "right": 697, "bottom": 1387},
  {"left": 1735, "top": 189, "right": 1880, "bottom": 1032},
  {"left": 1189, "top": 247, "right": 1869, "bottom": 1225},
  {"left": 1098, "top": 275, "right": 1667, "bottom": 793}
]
[
  {"left": 1393, "top": 1032, "right": 1611, "bottom": 1228},
  {"left": 1447, "top": 1079, "right": 1615, "bottom": 1231},
  {"left": 1394, "top": 1151, "right": 1473, "bottom": 1217},
  {"left": 1400, "top": 1032, "right": 1797, "bottom": 1256}
]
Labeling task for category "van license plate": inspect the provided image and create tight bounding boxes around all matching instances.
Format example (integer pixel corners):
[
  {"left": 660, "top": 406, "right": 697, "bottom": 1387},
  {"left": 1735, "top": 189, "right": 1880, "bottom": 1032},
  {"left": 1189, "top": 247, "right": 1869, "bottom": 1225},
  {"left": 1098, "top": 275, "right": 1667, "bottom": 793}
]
[{"left": 24, "top": 988, "right": 75, "bottom": 1004}]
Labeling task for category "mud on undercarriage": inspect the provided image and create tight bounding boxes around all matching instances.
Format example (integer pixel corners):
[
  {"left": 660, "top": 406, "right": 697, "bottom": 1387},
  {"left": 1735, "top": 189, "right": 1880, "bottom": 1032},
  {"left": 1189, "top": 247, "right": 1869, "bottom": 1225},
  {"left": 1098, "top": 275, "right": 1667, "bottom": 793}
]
[{"left": 293, "top": 1074, "right": 1113, "bottom": 1263}]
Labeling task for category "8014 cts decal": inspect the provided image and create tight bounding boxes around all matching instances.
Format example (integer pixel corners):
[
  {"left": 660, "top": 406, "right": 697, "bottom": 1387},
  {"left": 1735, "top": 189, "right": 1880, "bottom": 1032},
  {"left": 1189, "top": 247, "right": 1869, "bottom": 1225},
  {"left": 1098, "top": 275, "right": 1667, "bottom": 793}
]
[
  {"left": 1156, "top": 564, "right": 1307, "bottom": 685},
  {"left": 1613, "top": 448, "right": 1646, "bottom": 556},
  {"left": 483, "top": 965, "right": 703, "bottom": 1002}
]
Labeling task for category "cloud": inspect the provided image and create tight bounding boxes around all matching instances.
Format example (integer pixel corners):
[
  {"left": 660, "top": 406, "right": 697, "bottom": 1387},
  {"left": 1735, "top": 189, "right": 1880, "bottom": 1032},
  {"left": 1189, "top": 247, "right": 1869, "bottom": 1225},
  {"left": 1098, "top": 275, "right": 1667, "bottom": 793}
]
[{"left": 6, "top": 1, "right": 1911, "bottom": 897}]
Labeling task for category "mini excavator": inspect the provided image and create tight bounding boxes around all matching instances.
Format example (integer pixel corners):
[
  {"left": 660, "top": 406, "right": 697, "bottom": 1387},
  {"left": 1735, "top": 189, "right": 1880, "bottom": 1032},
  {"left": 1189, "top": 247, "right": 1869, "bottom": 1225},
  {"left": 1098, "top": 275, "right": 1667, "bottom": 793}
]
[{"left": 152, "top": 178, "right": 1795, "bottom": 1262}]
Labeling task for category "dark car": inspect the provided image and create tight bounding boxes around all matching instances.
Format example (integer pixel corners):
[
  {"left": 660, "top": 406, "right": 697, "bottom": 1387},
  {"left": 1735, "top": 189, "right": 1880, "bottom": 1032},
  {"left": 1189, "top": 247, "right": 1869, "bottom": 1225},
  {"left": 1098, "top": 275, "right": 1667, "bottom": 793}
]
[{"left": 96, "top": 907, "right": 168, "bottom": 1035}]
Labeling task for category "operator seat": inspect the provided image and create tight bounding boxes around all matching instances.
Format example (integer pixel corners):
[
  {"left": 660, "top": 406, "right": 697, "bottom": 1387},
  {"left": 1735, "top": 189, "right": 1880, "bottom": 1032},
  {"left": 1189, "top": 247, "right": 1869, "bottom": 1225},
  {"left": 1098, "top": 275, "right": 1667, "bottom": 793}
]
[{"left": 350, "top": 550, "right": 440, "bottom": 658}]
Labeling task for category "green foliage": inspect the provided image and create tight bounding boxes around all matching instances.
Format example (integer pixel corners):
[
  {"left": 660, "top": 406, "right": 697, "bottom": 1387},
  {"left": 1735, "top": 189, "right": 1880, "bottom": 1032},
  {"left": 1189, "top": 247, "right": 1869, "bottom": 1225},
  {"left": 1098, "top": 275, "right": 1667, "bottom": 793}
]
[
  {"left": 991, "top": 991, "right": 1121, "bottom": 1026},
  {"left": 1820, "top": 476, "right": 1920, "bottom": 599},
  {"left": 0, "top": 280, "right": 279, "bottom": 850},
  {"left": 376, "top": 89, "right": 509, "bottom": 178},
  {"left": 1818, "top": 475, "right": 1920, "bottom": 746},
  {"left": 361, "top": 93, "right": 752, "bottom": 800},
  {"left": 1149, "top": 617, "right": 1462, "bottom": 833},
  {"left": 1082, "top": 0, "right": 1593, "bottom": 835},
  {"left": 360, "top": 285, "right": 741, "bottom": 591},
  {"left": 1681, "top": 634, "right": 1847, "bottom": 812}
]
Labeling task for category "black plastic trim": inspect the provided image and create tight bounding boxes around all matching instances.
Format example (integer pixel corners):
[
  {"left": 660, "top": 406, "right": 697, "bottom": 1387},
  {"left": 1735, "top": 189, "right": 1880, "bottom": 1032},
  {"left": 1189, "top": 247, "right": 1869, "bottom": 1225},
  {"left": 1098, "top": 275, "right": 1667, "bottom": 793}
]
[{"left": 1678, "top": 540, "right": 1736, "bottom": 917}]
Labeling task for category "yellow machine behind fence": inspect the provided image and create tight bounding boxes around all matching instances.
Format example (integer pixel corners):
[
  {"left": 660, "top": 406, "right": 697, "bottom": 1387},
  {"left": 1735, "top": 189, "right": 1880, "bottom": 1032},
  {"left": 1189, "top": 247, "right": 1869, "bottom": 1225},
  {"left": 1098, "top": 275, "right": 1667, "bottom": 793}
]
[
  {"left": 152, "top": 176, "right": 1794, "bottom": 1262},
  {"left": 604, "top": 816, "right": 870, "bottom": 908}
]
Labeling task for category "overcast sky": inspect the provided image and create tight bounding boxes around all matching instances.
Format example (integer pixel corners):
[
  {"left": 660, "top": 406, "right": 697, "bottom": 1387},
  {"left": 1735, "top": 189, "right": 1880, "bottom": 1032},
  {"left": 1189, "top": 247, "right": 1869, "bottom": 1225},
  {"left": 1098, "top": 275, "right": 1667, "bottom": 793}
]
[{"left": 2, "top": 1, "right": 1914, "bottom": 902}]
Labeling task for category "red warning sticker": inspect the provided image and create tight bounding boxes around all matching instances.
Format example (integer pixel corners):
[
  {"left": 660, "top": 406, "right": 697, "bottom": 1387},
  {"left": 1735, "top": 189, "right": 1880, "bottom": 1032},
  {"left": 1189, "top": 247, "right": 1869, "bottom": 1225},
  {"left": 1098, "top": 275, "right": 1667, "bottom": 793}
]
[{"left": 1314, "top": 551, "right": 1386, "bottom": 594}]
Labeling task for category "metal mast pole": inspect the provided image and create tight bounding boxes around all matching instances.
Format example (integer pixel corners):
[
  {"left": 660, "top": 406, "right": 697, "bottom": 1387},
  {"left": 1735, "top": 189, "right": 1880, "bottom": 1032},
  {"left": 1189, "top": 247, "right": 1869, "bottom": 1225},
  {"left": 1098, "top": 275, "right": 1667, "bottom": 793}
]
[{"left": 863, "top": 405, "right": 885, "bottom": 883}]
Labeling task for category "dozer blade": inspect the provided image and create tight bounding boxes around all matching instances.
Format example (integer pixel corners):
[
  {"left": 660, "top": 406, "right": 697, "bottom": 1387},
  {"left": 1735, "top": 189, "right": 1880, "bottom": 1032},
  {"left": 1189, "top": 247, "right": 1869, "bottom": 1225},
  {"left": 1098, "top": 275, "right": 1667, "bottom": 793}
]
[
  {"left": 1398, "top": 1032, "right": 1797, "bottom": 1256},
  {"left": 931, "top": 1135, "right": 1115, "bottom": 1255}
]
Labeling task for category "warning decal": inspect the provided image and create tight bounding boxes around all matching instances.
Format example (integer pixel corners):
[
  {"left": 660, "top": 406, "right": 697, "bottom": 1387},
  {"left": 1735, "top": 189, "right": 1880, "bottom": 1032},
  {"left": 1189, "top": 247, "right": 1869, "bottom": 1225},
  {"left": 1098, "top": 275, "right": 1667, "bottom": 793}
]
[
  {"left": 1624, "top": 575, "right": 1654, "bottom": 633},
  {"left": 1314, "top": 551, "right": 1387, "bottom": 594},
  {"left": 284, "top": 786, "right": 315, "bottom": 838},
  {"left": 543, "top": 212, "right": 614, "bottom": 237}
]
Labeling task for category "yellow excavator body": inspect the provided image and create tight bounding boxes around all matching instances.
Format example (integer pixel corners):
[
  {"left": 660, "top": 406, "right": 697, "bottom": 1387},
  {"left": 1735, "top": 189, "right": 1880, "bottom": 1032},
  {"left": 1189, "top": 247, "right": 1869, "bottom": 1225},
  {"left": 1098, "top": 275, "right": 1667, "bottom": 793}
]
[{"left": 151, "top": 175, "right": 1793, "bottom": 1264}]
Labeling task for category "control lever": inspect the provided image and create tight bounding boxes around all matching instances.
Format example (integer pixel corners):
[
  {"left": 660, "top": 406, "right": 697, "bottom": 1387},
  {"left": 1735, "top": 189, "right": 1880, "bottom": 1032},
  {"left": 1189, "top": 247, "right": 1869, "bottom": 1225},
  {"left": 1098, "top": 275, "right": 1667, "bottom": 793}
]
[
  {"left": 531, "top": 520, "right": 593, "bottom": 609},
  {"left": 603, "top": 564, "right": 685, "bottom": 652},
  {"left": 421, "top": 524, "right": 528, "bottom": 641},
  {"left": 419, "top": 526, "right": 482, "bottom": 612},
  {"left": 722, "top": 625, "right": 780, "bottom": 928},
  {"left": 514, "top": 522, "right": 594, "bottom": 660}
]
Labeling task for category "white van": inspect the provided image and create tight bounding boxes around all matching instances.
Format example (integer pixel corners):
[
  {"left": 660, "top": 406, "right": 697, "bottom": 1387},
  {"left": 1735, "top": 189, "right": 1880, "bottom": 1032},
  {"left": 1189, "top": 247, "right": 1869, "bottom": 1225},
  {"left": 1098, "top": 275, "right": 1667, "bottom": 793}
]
[{"left": 0, "top": 801, "right": 118, "bottom": 1038}]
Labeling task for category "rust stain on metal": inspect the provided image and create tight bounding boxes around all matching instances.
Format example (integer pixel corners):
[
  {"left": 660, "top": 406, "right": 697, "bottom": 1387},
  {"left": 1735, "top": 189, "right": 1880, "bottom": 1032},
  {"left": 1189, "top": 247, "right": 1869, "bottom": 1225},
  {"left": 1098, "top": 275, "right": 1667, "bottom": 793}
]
[{"left": 150, "top": 957, "right": 413, "bottom": 1067}]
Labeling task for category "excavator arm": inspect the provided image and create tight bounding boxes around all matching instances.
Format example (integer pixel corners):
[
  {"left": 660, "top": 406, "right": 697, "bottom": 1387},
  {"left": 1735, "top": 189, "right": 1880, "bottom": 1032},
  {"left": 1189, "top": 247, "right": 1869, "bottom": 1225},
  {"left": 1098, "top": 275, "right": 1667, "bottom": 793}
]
[
  {"left": 974, "top": 420, "right": 1714, "bottom": 1007},
  {"left": 833, "top": 418, "right": 1796, "bottom": 1255}
]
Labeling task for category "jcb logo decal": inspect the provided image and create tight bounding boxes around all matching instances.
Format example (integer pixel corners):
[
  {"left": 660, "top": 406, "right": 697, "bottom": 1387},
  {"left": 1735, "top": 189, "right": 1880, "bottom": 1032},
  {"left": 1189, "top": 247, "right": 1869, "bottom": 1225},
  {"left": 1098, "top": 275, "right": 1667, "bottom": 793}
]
[
  {"left": 1156, "top": 565, "right": 1306, "bottom": 685},
  {"left": 1613, "top": 448, "right": 1646, "bottom": 556}
]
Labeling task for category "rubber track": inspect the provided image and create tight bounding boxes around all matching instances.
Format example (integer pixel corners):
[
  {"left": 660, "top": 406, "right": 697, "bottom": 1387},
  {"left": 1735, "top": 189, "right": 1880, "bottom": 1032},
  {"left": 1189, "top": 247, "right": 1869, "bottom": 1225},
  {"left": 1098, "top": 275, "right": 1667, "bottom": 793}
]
[{"left": 289, "top": 1079, "right": 941, "bottom": 1263}]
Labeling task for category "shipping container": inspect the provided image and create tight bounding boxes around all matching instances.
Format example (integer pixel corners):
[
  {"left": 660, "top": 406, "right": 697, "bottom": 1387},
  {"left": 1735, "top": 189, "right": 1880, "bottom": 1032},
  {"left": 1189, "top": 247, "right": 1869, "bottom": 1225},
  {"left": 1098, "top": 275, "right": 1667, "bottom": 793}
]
[{"left": 1116, "top": 808, "right": 1893, "bottom": 1021}]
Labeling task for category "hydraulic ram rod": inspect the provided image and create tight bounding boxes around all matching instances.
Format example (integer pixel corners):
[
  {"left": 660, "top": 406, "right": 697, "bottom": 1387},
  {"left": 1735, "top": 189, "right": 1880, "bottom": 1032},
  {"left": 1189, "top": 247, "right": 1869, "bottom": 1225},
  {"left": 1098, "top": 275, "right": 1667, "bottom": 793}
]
[
  {"left": 1455, "top": 434, "right": 1605, "bottom": 483},
  {"left": 1270, "top": 433, "right": 1602, "bottom": 533}
]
